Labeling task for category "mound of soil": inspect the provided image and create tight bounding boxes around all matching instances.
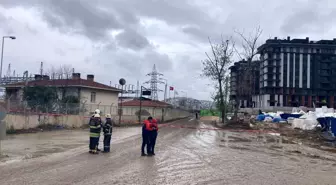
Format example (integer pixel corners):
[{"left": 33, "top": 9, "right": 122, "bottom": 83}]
[{"left": 200, "top": 116, "right": 220, "bottom": 121}]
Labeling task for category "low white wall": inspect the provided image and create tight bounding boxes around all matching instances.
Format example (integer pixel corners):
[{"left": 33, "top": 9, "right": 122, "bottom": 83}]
[
  {"left": 5, "top": 114, "right": 87, "bottom": 130},
  {"left": 5, "top": 108, "right": 191, "bottom": 130}
]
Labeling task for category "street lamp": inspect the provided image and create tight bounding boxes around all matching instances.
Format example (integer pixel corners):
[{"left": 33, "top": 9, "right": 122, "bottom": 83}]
[
  {"left": 118, "top": 78, "right": 126, "bottom": 125},
  {"left": 0, "top": 36, "right": 16, "bottom": 83}
]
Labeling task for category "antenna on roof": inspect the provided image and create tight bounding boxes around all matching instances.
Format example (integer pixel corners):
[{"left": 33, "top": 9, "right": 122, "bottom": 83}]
[{"left": 40, "top": 62, "right": 43, "bottom": 75}]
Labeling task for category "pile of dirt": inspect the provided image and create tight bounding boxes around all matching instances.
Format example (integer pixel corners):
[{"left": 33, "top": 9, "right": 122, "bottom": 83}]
[
  {"left": 279, "top": 127, "right": 323, "bottom": 144},
  {"left": 200, "top": 116, "right": 220, "bottom": 121},
  {"left": 277, "top": 126, "right": 336, "bottom": 153}
]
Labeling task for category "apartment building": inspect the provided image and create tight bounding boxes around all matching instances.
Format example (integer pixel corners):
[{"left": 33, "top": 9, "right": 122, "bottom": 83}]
[
  {"left": 229, "top": 60, "right": 260, "bottom": 108},
  {"left": 256, "top": 37, "right": 336, "bottom": 108}
]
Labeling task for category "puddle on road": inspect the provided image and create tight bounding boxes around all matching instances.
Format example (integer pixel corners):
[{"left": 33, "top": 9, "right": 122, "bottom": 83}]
[{"left": 1, "top": 127, "right": 141, "bottom": 163}]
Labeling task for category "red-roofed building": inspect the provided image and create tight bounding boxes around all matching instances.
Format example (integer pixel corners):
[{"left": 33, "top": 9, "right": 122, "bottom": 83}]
[{"left": 5, "top": 73, "right": 121, "bottom": 112}]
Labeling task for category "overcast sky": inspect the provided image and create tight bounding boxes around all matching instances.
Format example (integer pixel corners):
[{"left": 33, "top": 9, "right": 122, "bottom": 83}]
[{"left": 0, "top": 0, "right": 335, "bottom": 101}]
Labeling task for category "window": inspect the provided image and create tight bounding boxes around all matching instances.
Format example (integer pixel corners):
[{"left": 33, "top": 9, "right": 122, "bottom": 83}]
[{"left": 90, "top": 92, "right": 96, "bottom": 103}]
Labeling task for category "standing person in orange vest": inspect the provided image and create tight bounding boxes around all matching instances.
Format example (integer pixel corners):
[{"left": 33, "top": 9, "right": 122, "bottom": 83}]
[
  {"left": 149, "top": 117, "right": 158, "bottom": 155},
  {"left": 141, "top": 117, "right": 153, "bottom": 156}
]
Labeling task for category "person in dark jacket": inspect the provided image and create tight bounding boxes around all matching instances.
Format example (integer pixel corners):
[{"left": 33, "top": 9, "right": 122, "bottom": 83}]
[
  {"left": 89, "top": 114, "right": 102, "bottom": 154},
  {"left": 94, "top": 109, "right": 103, "bottom": 152},
  {"left": 102, "top": 114, "right": 114, "bottom": 153},
  {"left": 141, "top": 117, "right": 153, "bottom": 156}
]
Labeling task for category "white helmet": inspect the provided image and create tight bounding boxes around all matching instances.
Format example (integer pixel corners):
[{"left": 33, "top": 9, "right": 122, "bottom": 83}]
[
  {"left": 106, "top": 114, "right": 111, "bottom": 118},
  {"left": 94, "top": 109, "right": 101, "bottom": 115}
]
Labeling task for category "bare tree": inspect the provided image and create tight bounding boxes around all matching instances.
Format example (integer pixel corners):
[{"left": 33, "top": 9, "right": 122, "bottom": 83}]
[
  {"left": 46, "top": 65, "right": 76, "bottom": 108},
  {"left": 202, "top": 37, "right": 234, "bottom": 123},
  {"left": 47, "top": 64, "right": 74, "bottom": 79},
  {"left": 211, "top": 76, "right": 231, "bottom": 115},
  {"left": 233, "top": 26, "right": 263, "bottom": 114}
]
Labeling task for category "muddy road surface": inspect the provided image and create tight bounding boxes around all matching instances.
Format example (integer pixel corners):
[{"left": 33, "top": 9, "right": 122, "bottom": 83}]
[{"left": 1, "top": 118, "right": 336, "bottom": 185}]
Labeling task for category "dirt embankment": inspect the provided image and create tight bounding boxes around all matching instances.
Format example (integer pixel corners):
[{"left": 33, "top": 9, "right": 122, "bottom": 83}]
[
  {"left": 210, "top": 115, "right": 336, "bottom": 154},
  {"left": 200, "top": 116, "right": 219, "bottom": 121}
]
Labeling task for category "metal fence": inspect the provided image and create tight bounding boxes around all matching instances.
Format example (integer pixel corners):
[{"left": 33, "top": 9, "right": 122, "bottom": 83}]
[{"left": 4, "top": 99, "right": 191, "bottom": 124}]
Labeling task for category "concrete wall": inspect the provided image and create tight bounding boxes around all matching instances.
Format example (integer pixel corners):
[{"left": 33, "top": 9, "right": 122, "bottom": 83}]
[
  {"left": 4, "top": 107, "right": 191, "bottom": 130},
  {"left": 5, "top": 114, "right": 87, "bottom": 130},
  {"left": 117, "top": 107, "right": 191, "bottom": 123}
]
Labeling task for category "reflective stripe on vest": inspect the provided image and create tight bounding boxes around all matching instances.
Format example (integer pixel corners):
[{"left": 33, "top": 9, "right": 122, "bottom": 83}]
[
  {"left": 90, "top": 125, "right": 101, "bottom": 129},
  {"left": 90, "top": 133, "right": 100, "bottom": 137}
]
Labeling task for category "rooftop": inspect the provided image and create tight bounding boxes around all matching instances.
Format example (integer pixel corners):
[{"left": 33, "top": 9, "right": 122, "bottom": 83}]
[
  {"left": 5, "top": 73, "right": 121, "bottom": 92},
  {"left": 229, "top": 60, "right": 259, "bottom": 70},
  {"left": 258, "top": 36, "right": 336, "bottom": 51}
]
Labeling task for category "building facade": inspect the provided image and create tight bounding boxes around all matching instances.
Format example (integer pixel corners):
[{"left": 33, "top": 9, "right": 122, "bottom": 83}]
[
  {"left": 5, "top": 73, "right": 121, "bottom": 114},
  {"left": 229, "top": 60, "right": 260, "bottom": 108},
  {"left": 257, "top": 36, "right": 336, "bottom": 108}
]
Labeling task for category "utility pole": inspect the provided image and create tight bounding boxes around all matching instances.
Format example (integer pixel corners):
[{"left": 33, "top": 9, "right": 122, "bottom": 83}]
[
  {"left": 118, "top": 78, "right": 126, "bottom": 125},
  {"left": 164, "top": 83, "right": 167, "bottom": 102},
  {"left": 139, "top": 86, "right": 143, "bottom": 123},
  {"left": 136, "top": 81, "right": 140, "bottom": 98},
  {"left": 160, "top": 78, "right": 168, "bottom": 102}
]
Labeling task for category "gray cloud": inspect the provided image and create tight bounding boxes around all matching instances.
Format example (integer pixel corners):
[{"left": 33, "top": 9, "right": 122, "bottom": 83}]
[
  {"left": 281, "top": 9, "right": 336, "bottom": 34},
  {"left": 115, "top": 29, "right": 150, "bottom": 50},
  {"left": 2, "top": 0, "right": 336, "bottom": 100},
  {"left": 41, "top": 0, "right": 122, "bottom": 40}
]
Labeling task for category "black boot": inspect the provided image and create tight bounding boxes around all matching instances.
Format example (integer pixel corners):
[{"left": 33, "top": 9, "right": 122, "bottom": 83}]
[
  {"left": 141, "top": 153, "right": 147, "bottom": 156},
  {"left": 147, "top": 153, "right": 153, "bottom": 157}
]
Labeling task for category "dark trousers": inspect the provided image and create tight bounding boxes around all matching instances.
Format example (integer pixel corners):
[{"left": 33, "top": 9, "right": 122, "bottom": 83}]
[
  {"left": 150, "top": 131, "right": 158, "bottom": 153},
  {"left": 103, "top": 135, "right": 112, "bottom": 152},
  {"left": 141, "top": 132, "right": 151, "bottom": 154},
  {"left": 97, "top": 136, "right": 100, "bottom": 149},
  {"left": 89, "top": 137, "right": 99, "bottom": 151}
]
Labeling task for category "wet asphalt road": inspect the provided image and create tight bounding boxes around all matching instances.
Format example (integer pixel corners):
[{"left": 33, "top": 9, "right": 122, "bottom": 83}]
[{"left": 1, "top": 118, "right": 336, "bottom": 185}]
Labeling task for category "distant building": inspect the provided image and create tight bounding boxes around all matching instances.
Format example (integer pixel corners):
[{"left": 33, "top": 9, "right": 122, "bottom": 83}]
[
  {"left": 119, "top": 99, "right": 172, "bottom": 121},
  {"left": 256, "top": 36, "right": 336, "bottom": 108},
  {"left": 229, "top": 60, "right": 260, "bottom": 108},
  {"left": 5, "top": 73, "right": 121, "bottom": 113}
]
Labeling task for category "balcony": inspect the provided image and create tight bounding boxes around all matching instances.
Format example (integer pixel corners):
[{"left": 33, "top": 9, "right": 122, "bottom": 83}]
[
  {"left": 321, "top": 65, "right": 330, "bottom": 69},
  {"left": 261, "top": 64, "right": 281, "bottom": 69},
  {"left": 320, "top": 72, "right": 331, "bottom": 76}
]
